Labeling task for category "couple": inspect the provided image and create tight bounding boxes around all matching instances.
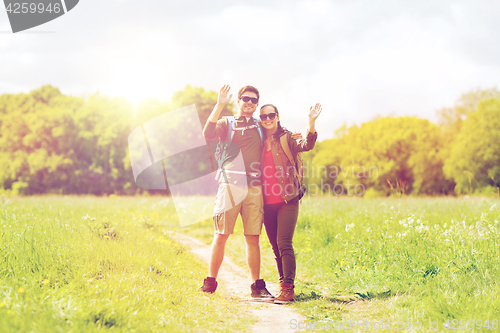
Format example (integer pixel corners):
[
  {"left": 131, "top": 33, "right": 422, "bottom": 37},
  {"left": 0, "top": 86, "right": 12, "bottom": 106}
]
[{"left": 201, "top": 85, "right": 321, "bottom": 303}]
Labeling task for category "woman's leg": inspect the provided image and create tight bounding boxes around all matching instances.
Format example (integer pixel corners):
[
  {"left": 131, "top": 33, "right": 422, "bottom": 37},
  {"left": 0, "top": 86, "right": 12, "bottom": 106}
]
[
  {"left": 263, "top": 203, "right": 284, "bottom": 282},
  {"left": 276, "top": 198, "right": 299, "bottom": 284}
]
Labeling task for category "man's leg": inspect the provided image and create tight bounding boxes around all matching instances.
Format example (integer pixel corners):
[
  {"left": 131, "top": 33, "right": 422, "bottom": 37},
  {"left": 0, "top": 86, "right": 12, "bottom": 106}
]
[
  {"left": 209, "top": 233, "right": 230, "bottom": 278},
  {"left": 244, "top": 234, "right": 260, "bottom": 281},
  {"left": 241, "top": 186, "right": 264, "bottom": 281},
  {"left": 202, "top": 184, "right": 240, "bottom": 293},
  {"left": 242, "top": 186, "right": 273, "bottom": 299}
]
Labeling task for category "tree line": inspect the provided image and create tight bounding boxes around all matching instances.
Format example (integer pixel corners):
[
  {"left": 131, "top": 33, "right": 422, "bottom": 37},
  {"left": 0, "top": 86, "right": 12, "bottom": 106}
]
[
  {"left": 304, "top": 88, "right": 500, "bottom": 196},
  {"left": 0, "top": 85, "right": 232, "bottom": 195},
  {"left": 0, "top": 85, "right": 499, "bottom": 196}
]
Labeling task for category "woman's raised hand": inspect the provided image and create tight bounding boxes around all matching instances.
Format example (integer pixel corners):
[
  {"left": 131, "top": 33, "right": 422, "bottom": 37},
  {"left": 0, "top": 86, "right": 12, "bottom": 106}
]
[
  {"left": 309, "top": 103, "right": 322, "bottom": 121},
  {"left": 217, "top": 85, "right": 232, "bottom": 106}
]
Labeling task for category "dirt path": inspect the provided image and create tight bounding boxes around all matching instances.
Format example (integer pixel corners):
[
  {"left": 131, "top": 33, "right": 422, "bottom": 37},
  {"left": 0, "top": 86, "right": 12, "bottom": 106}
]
[{"left": 167, "top": 231, "right": 307, "bottom": 333}]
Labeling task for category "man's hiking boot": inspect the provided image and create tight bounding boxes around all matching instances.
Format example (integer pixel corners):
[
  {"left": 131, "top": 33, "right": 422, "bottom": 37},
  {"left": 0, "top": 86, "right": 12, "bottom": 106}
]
[
  {"left": 200, "top": 277, "right": 218, "bottom": 294},
  {"left": 274, "top": 282, "right": 294, "bottom": 304},
  {"left": 250, "top": 279, "right": 274, "bottom": 299}
]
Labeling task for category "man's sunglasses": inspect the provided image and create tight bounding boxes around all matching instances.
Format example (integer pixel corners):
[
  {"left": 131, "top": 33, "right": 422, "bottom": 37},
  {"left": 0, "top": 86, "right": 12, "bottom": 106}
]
[
  {"left": 240, "top": 96, "right": 259, "bottom": 104},
  {"left": 259, "top": 113, "right": 277, "bottom": 121}
]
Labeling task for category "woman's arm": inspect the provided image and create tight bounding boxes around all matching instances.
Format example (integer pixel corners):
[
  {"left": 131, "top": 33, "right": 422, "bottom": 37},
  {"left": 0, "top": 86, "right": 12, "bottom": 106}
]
[
  {"left": 290, "top": 103, "right": 322, "bottom": 153},
  {"left": 307, "top": 103, "right": 322, "bottom": 133}
]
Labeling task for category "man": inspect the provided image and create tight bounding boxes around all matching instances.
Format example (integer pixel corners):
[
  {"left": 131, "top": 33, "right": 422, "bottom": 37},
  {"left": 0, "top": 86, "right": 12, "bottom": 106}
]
[{"left": 201, "top": 84, "right": 273, "bottom": 299}]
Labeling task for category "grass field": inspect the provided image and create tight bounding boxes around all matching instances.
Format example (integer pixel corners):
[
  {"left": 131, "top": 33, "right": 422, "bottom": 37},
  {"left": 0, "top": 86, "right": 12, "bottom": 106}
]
[
  {"left": 0, "top": 196, "right": 254, "bottom": 332},
  {"left": 182, "top": 195, "right": 500, "bottom": 331},
  {"left": 2, "top": 195, "right": 500, "bottom": 332}
]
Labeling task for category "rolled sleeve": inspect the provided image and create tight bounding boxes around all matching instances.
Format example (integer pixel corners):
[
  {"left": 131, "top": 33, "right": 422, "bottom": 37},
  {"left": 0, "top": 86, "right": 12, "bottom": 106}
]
[
  {"left": 203, "top": 118, "right": 227, "bottom": 141},
  {"left": 291, "top": 130, "right": 317, "bottom": 153}
]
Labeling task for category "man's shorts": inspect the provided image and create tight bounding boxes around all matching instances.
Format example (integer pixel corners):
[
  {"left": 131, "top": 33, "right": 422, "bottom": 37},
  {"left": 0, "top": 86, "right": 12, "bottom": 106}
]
[{"left": 213, "top": 185, "right": 263, "bottom": 235}]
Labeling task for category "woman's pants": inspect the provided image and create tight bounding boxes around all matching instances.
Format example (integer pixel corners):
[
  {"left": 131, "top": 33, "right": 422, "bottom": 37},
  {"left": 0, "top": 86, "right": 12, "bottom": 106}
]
[{"left": 263, "top": 197, "right": 299, "bottom": 284}]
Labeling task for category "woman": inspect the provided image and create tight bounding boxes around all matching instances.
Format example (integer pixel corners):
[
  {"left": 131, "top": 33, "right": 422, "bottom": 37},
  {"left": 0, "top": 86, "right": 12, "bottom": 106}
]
[{"left": 259, "top": 103, "right": 322, "bottom": 303}]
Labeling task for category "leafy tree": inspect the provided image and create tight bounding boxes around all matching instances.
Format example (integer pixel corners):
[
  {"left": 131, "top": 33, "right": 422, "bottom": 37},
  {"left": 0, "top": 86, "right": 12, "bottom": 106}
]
[
  {"left": 310, "top": 117, "right": 449, "bottom": 195},
  {"left": 71, "top": 93, "right": 134, "bottom": 194},
  {"left": 171, "top": 85, "right": 234, "bottom": 125},
  {"left": 0, "top": 86, "right": 83, "bottom": 194},
  {"left": 437, "top": 88, "right": 500, "bottom": 189},
  {"left": 0, "top": 85, "right": 234, "bottom": 195},
  {"left": 128, "top": 85, "right": 234, "bottom": 195},
  {"left": 437, "top": 87, "right": 500, "bottom": 132},
  {"left": 443, "top": 98, "right": 500, "bottom": 194}
]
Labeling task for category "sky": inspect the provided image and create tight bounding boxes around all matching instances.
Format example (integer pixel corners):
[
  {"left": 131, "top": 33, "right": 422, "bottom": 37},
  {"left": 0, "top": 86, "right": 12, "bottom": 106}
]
[{"left": 1, "top": 0, "right": 500, "bottom": 141}]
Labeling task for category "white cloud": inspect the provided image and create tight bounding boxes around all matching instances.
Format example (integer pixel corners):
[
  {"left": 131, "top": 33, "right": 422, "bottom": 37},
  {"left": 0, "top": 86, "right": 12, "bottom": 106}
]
[{"left": 1, "top": 0, "right": 499, "bottom": 141}]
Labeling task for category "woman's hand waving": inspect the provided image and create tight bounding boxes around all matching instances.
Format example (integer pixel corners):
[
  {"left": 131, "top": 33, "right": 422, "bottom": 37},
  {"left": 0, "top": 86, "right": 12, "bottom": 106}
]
[
  {"left": 308, "top": 103, "right": 322, "bottom": 133},
  {"left": 309, "top": 103, "right": 322, "bottom": 121}
]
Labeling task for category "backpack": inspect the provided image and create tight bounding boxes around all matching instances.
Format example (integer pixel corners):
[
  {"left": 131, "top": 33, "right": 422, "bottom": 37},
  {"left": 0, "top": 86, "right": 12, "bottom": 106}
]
[
  {"left": 213, "top": 116, "right": 263, "bottom": 183},
  {"left": 279, "top": 133, "right": 307, "bottom": 200},
  {"left": 224, "top": 116, "right": 263, "bottom": 143}
]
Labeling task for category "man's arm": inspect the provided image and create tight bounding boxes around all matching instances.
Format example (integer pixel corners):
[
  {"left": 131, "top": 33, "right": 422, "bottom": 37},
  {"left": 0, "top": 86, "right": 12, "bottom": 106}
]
[{"left": 203, "top": 85, "right": 232, "bottom": 140}]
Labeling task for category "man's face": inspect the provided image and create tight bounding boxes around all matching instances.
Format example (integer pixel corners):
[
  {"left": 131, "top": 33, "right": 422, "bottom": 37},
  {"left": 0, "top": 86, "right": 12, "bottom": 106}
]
[{"left": 238, "top": 91, "right": 259, "bottom": 117}]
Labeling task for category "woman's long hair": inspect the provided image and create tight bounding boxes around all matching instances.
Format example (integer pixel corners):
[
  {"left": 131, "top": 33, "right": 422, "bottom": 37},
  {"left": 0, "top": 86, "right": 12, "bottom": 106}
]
[{"left": 260, "top": 104, "right": 285, "bottom": 140}]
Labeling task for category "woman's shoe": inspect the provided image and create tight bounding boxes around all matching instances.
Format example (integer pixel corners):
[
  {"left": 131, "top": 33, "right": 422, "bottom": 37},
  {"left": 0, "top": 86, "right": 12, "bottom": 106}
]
[{"left": 274, "top": 282, "right": 294, "bottom": 304}]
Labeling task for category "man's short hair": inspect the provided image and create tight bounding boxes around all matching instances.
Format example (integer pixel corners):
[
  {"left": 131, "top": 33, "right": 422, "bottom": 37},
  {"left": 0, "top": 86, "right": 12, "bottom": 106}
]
[{"left": 238, "top": 86, "right": 260, "bottom": 101}]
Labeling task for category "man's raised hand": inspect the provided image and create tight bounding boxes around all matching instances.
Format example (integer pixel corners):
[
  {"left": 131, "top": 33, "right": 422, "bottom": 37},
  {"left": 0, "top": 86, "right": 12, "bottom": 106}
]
[{"left": 217, "top": 85, "right": 232, "bottom": 106}]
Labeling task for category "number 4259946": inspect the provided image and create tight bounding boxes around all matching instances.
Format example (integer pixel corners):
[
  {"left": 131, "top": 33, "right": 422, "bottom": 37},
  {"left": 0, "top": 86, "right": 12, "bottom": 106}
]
[
  {"left": 444, "top": 319, "right": 498, "bottom": 330},
  {"left": 5, "top": 2, "right": 62, "bottom": 14}
]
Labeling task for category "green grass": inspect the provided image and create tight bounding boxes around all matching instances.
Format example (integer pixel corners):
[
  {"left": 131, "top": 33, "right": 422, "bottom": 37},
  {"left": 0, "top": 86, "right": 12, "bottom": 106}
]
[
  {"left": 292, "top": 196, "right": 500, "bottom": 324},
  {"left": 0, "top": 195, "right": 254, "bottom": 332},
  {"left": 3, "top": 195, "right": 500, "bottom": 332},
  {"left": 181, "top": 195, "right": 500, "bottom": 329}
]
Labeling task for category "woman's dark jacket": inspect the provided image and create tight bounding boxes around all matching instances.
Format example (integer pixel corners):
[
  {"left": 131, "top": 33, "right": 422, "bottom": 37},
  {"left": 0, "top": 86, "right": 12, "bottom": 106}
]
[{"left": 260, "top": 128, "right": 317, "bottom": 203}]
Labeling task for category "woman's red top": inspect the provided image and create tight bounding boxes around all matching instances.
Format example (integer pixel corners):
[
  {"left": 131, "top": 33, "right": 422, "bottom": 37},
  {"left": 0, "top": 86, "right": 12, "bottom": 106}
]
[{"left": 262, "top": 148, "right": 285, "bottom": 204}]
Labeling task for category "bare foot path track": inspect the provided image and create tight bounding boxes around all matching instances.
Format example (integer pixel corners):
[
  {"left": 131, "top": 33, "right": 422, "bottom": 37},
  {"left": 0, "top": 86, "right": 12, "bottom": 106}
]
[{"left": 167, "top": 231, "right": 306, "bottom": 333}]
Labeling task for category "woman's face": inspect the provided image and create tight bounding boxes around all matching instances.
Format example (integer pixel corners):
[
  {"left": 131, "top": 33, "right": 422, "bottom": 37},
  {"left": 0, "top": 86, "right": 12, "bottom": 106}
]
[{"left": 260, "top": 106, "right": 279, "bottom": 131}]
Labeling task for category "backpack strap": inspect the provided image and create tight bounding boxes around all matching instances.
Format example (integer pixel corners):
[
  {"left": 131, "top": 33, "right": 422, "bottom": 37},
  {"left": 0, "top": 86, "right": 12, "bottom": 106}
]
[
  {"left": 279, "top": 133, "right": 295, "bottom": 167},
  {"left": 225, "top": 116, "right": 264, "bottom": 144},
  {"left": 280, "top": 133, "right": 305, "bottom": 203},
  {"left": 253, "top": 116, "right": 264, "bottom": 144},
  {"left": 225, "top": 116, "right": 235, "bottom": 142}
]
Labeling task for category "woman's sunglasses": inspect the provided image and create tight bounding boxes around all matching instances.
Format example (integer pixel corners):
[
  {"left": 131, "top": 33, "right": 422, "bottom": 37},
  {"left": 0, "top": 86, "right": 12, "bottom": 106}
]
[
  {"left": 260, "top": 113, "right": 277, "bottom": 121},
  {"left": 241, "top": 96, "right": 259, "bottom": 104}
]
